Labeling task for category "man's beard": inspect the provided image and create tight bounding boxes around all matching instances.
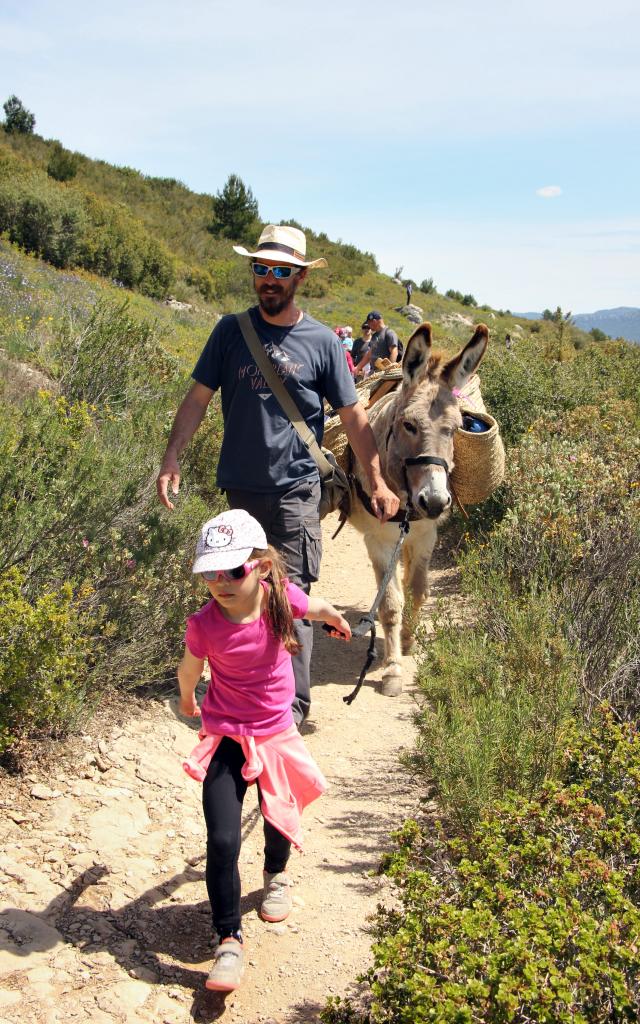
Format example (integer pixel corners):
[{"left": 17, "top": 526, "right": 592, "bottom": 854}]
[{"left": 255, "top": 277, "right": 298, "bottom": 317}]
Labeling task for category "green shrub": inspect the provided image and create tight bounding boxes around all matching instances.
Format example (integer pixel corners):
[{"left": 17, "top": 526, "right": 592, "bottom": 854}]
[
  {"left": 410, "top": 585, "right": 577, "bottom": 828},
  {"left": 51, "top": 297, "right": 180, "bottom": 412},
  {"left": 0, "top": 172, "right": 86, "bottom": 268},
  {"left": 0, "top": 567, "right": 96, "bottom": 752},
  {"left": 324, "top": 712, "right": 640, "bottom": 1024},
  {"left": 480, "top": 337, "right": 640, "bottom": 446},
  {"left": 81, "top": 193, "right": 175, "bottom": 298},
  {"left": 475, "top": 403, "right": 640, "bottom": 719},
  {"left": 47, "top": 142, "right": 79, "bottom": 182},
  {"left": 416, "top": 402, "right": 639, "bottom": 827}
]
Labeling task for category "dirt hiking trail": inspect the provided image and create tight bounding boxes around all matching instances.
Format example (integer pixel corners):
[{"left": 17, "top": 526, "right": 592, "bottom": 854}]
[{"left": 0, "top": 514, "right": 459, "bottom": 1024}]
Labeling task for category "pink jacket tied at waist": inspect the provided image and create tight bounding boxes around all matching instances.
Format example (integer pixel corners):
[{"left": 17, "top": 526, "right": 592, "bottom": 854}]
[{"left": 183, "top": 725, "right": 326, "bottom": 851}]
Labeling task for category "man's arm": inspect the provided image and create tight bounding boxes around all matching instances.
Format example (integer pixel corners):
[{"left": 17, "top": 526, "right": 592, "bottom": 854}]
[
  {"left": 156, "top": 381, "right": 214, "bottom": 509},
  {"left": 354, "top": 349, "right": 373, "bottom": 375},
  {"left": 387, "top": 330, "right": 399, "bottom": 363},
  {"left": 337, "top": 402, "right": 400, "bottom": 522}
]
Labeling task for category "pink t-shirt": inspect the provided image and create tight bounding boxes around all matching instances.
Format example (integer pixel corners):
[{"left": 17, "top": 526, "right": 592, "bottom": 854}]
[{"left": 184, "top": 580, "right": 309, "bottom": 736}]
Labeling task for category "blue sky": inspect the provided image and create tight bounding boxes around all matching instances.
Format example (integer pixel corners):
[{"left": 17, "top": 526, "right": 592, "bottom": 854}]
[{"left": 1, "top": 0, "right": 639, "bottom": 312}]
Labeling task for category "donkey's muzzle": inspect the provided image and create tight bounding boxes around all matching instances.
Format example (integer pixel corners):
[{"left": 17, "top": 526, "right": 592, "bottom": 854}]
[{"left": 417, "top": 491, "right": 452, "bottom": 519}]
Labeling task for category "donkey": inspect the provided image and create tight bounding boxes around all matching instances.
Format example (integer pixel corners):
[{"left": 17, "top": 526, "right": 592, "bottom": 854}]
[{"left": 348, "top": 321, "right": 489, "bottom": 695}]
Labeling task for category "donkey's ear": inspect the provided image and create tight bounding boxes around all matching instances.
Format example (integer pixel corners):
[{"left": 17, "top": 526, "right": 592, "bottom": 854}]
[
  {"left": 402, "top": 322, "right": 433, "bottom": 386},
  {"left": 441, "top": 324, "right": 488, "bottom": 390}
]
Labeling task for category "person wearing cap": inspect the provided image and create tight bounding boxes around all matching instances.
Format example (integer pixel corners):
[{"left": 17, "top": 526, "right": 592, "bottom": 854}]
[
  {"left": 351, "top": 321, "right": 374, "bottom": 378},
  {"left": 178, "top": 508, "right": 350, "bottom": 991},
  {"left": 354, "top": 312, "right": 401, "bottom": 375},
  {"left": 157, "top": 224, "right": 399, "bottom": 726}
]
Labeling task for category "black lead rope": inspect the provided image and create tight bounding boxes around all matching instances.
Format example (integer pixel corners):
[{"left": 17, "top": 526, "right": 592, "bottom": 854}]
[{"left": 336, "top": 510, "right": 411, "bottom": 705}]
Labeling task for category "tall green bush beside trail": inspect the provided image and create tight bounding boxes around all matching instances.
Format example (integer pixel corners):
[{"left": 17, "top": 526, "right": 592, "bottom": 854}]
[
  {"left": 412, "top": 402, "right": 640, "bottom": 827},
  {"left": 51, "top": 297, "right": 180, "bottom": 411},
  {"left": 0, "top": 301, "right": 225, "bottom": 753},
  {"left": 324, "top": 712, "right": 640, "bottom": 1024},
  {"left": 480, "top": 336, "right": 640, "bottom": 446},
  {"left": 410, "top": 587, "right": 578, "bottom": 830},
  {"left": 0, "top": 568, "right": 96, "bottom": 753}
]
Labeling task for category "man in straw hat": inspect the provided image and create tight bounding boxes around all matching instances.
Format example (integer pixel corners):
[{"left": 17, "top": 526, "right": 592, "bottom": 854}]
[{"left": 157, "top": 224, "right": 399, "bottom": 725}]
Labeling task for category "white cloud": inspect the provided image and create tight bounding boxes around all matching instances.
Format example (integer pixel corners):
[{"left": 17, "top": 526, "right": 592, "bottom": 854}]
[{"left": 536, "top": 186, "right": 563, "bottom": 198}]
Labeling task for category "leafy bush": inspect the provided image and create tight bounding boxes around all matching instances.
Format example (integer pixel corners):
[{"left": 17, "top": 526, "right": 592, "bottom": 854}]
[
  {"left": 414, "top": 401, "right": 639, "bottom": 826},
  {"left": 410, "top": 584, "right": 577, "bottom": 828},
  {"left": 0, "top": 296, "right": 227, "bottom": 754},
  {"left": 0, "top": 567, "right": 96, "bottom": 752},
  {"left": 477, "top": 403, "right": 640, "bottom": 717},
  {"left": 420, "top": 277, "right": 436, "bottom": 294},
  {"left": 325, "top": 711, "right": 640, "bottom": 1024},
  {"left": 51, "top": 297, "right": 180, "bottom": 412},
  {"left": 480, "top": 337, "right": 640, "bottom": 445},
  {"left": 0, "top": 155, "right": 175, "bottom": 297},
  {"left": 446, "top": 288, "right": 477, "bottom": 307},
  {"left": 81, "top": 193, "right": 175, "bottom": 298},
  {"left": 0, "top": 171, "right": 87, "bottom": 268},
  {"left": 47, "top": 142, "right": 79, "bottom": 182}
]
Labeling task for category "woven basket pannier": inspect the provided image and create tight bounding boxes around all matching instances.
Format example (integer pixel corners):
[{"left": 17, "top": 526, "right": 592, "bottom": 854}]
[{"left": 451, "top": 408, "right": 505, "bottom": 504}]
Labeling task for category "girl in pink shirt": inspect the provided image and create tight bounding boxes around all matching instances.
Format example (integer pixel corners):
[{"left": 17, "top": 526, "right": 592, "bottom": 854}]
[{"left": 177, "top": 508, "right": 350, "bottom": 993}]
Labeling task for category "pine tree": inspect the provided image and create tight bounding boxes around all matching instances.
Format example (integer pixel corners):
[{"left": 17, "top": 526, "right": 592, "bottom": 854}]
[
  {"left": 3, "top": 95, "right": 36, "bottom": 134},
  {"left": 210, "top": 174, "right": 259, "bottom": 240}
]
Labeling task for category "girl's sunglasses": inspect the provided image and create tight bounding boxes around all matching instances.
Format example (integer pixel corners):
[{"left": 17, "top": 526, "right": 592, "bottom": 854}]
[
  {"left": 202, "top": 560, "right": 260, "bottom": 582},
  {"left": 251, "top": 262, "right": 300, "bottom": 279}
]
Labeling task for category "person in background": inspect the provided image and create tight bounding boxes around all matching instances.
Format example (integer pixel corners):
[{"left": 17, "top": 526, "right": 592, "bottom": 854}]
[
  {"left": 179, "top": 509, "right": 350, "bottom": 992},
  {"left": 157, "top": 225, "right": 399, "bottom": 728},
  {"left": 335, "top": 326, "right": 355, "bottom": 378},
  {"left": 405, "top": 281, "right": 413, "bottom": 305},
  {"left": 351, "top": 321, "right": 373, "bottom": 378},
  {"left": 354, "top": 312, "right": 400, "bottom": 374}
]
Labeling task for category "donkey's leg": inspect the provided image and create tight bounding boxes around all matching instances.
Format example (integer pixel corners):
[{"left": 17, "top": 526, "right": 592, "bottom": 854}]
[
  {"left": 363, "top": 532, "right": 404, "bottom": 696},
  {"left": 400, "top": 525, "right": 437, "bottom": 655}
]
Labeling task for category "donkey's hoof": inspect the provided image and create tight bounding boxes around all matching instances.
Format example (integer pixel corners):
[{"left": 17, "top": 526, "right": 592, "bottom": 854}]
[{"left": 381, "top": 675, "right": 403, "bottom": 697}]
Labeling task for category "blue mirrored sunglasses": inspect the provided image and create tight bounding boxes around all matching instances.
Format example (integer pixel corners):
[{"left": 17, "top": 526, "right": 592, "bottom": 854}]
[
  {"left": 201, "top": 560, "right": 260, "bottom": 582},
  {"left": 251, "top": 262, "right": 300, "bottom": 279}
]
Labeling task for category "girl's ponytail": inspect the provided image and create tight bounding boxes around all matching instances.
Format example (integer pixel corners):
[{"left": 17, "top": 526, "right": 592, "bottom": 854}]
[{"left": 256, "top": 546, "right": 301, "bottom": 655}]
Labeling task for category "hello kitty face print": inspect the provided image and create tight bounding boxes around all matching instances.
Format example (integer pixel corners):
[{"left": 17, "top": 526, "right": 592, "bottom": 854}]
[
  {"left": 192, "top": 509, "right": 268, "bottom": 575},
  {"left": 205, "top": 523, "right": 234, "bottom": 549}
]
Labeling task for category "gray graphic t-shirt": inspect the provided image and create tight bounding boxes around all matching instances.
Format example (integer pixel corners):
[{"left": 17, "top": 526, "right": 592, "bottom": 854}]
[
  {"left": 192, "top": 307, "right": 357, "bottom": 493},
  {"left": 370, "top": 327, "right": 399, "bottom": 362}
]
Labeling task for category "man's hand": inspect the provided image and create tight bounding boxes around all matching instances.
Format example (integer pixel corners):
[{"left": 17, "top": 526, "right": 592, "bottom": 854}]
[
  {"left": 156, "top": 382, "right": 214, "bottom": 510},
  {"left": 157, "top": 454, "right": 181, "bottom": 510},
  {"left": 370, "top": 480, "right": 401, "bottom": 522}
]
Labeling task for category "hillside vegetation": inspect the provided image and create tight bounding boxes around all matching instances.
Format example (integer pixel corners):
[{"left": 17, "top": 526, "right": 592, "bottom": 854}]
[{"left": 2, "top": 120, "right": 640, "bottom": 1022}]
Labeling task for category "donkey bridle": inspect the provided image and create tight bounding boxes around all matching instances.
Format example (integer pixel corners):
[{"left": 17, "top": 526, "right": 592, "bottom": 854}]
[{"left": 351, "top": 453, "right": 453, "bottom": 524}]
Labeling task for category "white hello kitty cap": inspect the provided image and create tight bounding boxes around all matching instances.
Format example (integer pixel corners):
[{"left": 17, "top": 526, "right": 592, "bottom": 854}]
[{"left": 192, "top": 509, "right": 268, "bottom": 574}]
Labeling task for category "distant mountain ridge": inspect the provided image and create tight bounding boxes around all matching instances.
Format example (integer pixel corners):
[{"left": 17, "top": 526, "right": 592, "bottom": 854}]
[{"left": 516, "top": 307, "right": 640, "bottom": 344}]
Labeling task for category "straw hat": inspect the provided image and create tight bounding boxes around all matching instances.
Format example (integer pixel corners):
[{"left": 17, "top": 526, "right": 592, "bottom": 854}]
[{"left": 232, "top": 224, "right": 328, "bottom": 269}]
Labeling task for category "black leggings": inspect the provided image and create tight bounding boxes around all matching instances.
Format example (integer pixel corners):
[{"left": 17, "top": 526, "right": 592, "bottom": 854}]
[{"left": 202, "top": 736, "right": 291, "bottom": 937}]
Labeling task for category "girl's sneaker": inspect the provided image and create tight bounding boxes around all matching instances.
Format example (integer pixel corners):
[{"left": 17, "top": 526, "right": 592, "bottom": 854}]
[
  {"left": 205, "top": 937, "right": 244, "bottom": 991},
  {"left": 261, "top": 870, "right": 293, "bottom": 922}
]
